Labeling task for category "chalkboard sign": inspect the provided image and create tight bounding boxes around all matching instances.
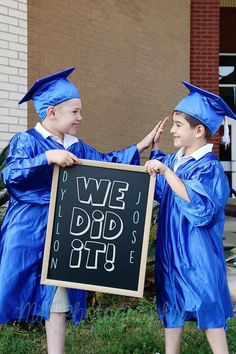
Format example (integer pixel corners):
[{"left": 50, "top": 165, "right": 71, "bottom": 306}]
[{"left": 41, "top": 159, "right": 155, "bottom": 297}]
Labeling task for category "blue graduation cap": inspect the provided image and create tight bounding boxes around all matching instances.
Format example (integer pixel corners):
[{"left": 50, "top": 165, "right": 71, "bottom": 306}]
[
  {"left": 175, "top": 81, "right": 236, "bottom": 139},
  {"left": 19, "top": 67, "right": 80, "bottom": 120}
]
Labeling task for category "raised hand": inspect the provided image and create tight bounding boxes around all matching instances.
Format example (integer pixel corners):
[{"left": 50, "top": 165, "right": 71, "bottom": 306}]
[
  {"left": 45, "top": 150, "right": 81, "bottom": 167},
  {"left": 137, "top": 120, "right": 167, "bottom": 153},
  {"left": 152, "top": 117, "right": 169, "bottom": 150}
]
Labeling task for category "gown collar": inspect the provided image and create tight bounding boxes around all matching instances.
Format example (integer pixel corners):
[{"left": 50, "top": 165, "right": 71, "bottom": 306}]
[
  {"left": 174, "top": 144, "right": 213, "bottom": 172},
  {"left": 34, "top": 122, "right": 78, "bottom": 149}
]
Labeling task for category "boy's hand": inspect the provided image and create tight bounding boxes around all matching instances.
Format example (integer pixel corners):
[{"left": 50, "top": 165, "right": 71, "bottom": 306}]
[
  {"left": 152, "top": 117, "right": 169, "bottom": 150},
  {"left": 137, "top": 117, "right": 169, "bottom": 153},
  {"left": 137, "top": 121, "right": 163, "bottom": 153},
  {"left": 46, "top": 150, "right": 81, "bottom": 167},
  {"left": 145, "top": 159, "right": 168, "bottom": 176},
  {"left": 145, "top": 158, "right": 190, "bottom": 202}
]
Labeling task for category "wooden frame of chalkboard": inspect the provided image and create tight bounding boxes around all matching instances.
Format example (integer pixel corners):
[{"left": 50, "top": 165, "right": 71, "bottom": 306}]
[{"left": 41, "top": 159, "right": 156, "bottom": 298}]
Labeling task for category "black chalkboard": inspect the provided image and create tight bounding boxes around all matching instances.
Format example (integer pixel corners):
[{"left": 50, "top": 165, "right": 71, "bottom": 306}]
[{"left": 41, "top": 159, "right": 155, "bottom": 297}]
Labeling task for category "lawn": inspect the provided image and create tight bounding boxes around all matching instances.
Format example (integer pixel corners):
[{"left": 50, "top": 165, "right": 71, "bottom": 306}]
[{"left": 0, "top": 297, "right": 235, "bottom": 354}]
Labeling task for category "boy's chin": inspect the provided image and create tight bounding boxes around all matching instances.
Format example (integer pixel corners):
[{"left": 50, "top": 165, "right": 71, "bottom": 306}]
[
  {"left": 67, "top": 127, "right": 78, "bottom": 136},
  {"left": 173, "top": 140, "right": 182, "bottom": 148}
]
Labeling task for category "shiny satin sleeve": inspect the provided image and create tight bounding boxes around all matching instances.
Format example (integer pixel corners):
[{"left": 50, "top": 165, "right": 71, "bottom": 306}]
[
  {"left": 149, "top": 150, "right": 174, "bottom": 202},
  {"left": 80, "top": 141, "right": 140, "bottom": 165},
  {"left": 173, "top": 161, "right": 230, "bottom": 227},
  {"left": 1, "top": 133, "right": 51, "bottom": 203}
]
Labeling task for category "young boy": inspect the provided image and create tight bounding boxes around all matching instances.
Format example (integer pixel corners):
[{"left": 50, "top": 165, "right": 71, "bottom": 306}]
[
  {"left": 0, "top": 66, "right": 158, "bottom": 354},
  {"left": 145, "top": 81, "right": 235, "bottom": 354}
]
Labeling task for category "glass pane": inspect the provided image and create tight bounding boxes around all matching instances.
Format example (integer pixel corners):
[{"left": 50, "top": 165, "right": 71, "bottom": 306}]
[
  {"left": 219, "top": 55, "right": 236, "bottom": 84},
  {"left": 219, "top": 86, "right": 236, "bottom": 112}
]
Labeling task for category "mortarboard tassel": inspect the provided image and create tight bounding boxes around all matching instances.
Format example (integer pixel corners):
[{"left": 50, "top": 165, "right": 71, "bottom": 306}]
[{"left": 221, "top": 116, "right": 230, "bottom": 149}]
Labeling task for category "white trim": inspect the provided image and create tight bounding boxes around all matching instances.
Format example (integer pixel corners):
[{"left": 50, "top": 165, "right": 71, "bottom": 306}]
[
  {"left": 221, "top": 161, "right": 232, "bottom": 171},
  {"left": 219, "top": 84, "right": 236, "bottom": 87},
  {"left": 220, "top": 53, "right": 236, "bottom": 56}
]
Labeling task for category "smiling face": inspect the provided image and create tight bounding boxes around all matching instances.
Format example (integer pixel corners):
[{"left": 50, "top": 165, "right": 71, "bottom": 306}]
[
  {"left": 43, "top": 98, "right": 83, "bottom": 139},
  {"left": 170, "top": 112, "right": 208, "bottom": 153},
  {"left": 51, "top": 98, "right": 83, "bottom": 136}
]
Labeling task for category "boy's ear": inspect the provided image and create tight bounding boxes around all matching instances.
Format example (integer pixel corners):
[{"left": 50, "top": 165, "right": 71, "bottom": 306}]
[
  {"left": 195, "top": 124, "right": 206, "bottom": 138},
  {"left": 46, "top": 106, "right": 56, "bottom": 120}
]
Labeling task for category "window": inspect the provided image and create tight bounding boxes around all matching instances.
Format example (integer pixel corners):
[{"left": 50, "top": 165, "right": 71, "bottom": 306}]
[{"left": 219, "top": 54, "right": 236, "bottom": 194}]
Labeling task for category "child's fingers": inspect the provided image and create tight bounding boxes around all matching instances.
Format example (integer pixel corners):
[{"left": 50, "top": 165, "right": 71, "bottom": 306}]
[
  {"left": 153, "top": 130, "right": 164, "bottom": 143},
  {"left": 144, "top": 160, "right": 154, "bottom": 169},
  {"left": 161, "top": 116, "right": 169, "bottom": 126},
  {"left": 72, "top": 157, "right": 82, "bottom": 164},
  {"left": 65, "top": 158, "right": 74, "bottom": 166},
  {"left": 69, "top": 152, "right": 81, "bottom": 163},
  {"left": 153, "top": 120, "right": 163, "bottom": 132},
  {"left": 152, "top": 117, "right": 169, "bottom": 143},
  {"left": 151, "top": 120, "right": 165, "bottom": 136},
  {"left": 145, "top": 161, "right": 157, "bottom": 175},
  {"left": 145, "top": 162, "right": 152, "bottom": 175},
  {"left": 153, "top": 117, "right": 168, "bottom": 133},
  {"left": 157, "top": 116, "right": 169, "bottom": 132}
]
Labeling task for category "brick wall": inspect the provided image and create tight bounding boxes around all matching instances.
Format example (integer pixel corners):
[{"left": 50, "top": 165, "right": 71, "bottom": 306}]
[
  {"left": 0, "top": 0, "right": 27, "bottom": 150},
  {"left": 190, "top": 0, "right": 220, "bottom": 156},
  {"left": 28, "top": 0, "right": 190, "bottom": 160}
]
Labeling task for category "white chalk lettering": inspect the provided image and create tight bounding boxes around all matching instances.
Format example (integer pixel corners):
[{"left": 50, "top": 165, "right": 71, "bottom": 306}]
[
  {"left": 56, "top": 222, "right": 60, "bottom": 235},
  {"left": 76, "top": 177, "right": 111, "bottom": 206},
  {"left": 133, "top": 210, "right": 140, "bottom": 224},
  {"left": 69, "top": 239, "right": 83, "bottom": 268},
  {"left": 53, "top": 240, "right": 60, "bottom": 252},
  {"left": 58, "top": 205, "right": 62, "bottom": 218},
  {"left": 50, "top": 257, "right": 58, "bottom": 269},
  {"left": 90, "top": 210, "right": 104, "bottom": 239},
  {"left": 70, "top": 207, "right": 91, "bottom": 236},
  {"left": 84, "top": 241, "right": 106, "bottom": 269},
  {"left": 109, "top": 181, "right": 129, "bottom": 209},
  {"left": 104, "top": 243, "right": 116, "bottom": 272},
  {"left": 135, "top": 192, "right": 141, "bottom": 205},
  {"left": 129, "top": 251, "right": 135, "bottom": 264},
  {"left": 60, "top": 188, "right": 66, "bottom": 201},
  {"left": 62, "top": 170, "right": 68, "bottom": 183},
  {"left": 103, "top": 211, "right": 123, "bottom": 240},
  {"left": 132, "top": 230, "right": 137, "bottom": 244}
]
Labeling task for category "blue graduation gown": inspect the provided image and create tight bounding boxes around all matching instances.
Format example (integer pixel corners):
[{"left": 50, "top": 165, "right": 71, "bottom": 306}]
[
  {"left": 0, "top": 129, "right": 140, "bottom": 324},
  {"left": 150, "top": 150, "right": 234, "bottom": 329}
]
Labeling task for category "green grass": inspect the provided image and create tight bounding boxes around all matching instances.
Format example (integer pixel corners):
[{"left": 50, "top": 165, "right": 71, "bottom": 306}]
[{"left": 0, "top": 298, "right": 235, "bottom": 354}]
